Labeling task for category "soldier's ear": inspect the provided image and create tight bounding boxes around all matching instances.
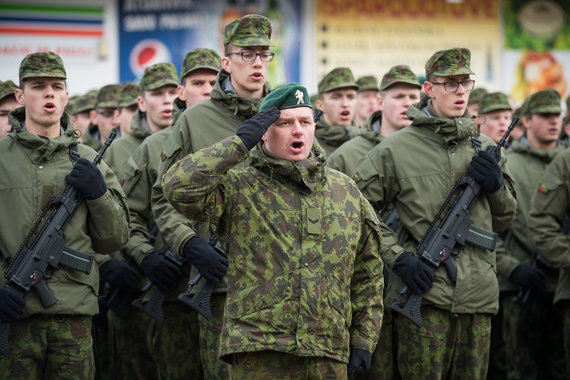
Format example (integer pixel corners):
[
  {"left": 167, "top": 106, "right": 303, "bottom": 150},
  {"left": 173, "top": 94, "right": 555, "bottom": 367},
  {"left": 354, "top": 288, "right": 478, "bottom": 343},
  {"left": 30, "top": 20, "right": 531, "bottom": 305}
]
[{"left": 14, "top": 89, "right": 24, "bottom": 105}]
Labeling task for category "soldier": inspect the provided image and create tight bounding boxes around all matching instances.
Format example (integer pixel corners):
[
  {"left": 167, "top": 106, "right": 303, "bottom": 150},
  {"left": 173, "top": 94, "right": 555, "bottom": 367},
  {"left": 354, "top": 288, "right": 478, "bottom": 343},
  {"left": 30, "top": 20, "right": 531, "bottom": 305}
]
[
  {"left": 83, "top": 84, "right": 121, "bottom": 151},
  {"left": 161, "top": 83, "right": 384, "bottom": 379},
  {"left": 176, "top": 48, "right": 221, "bottom": 111},
  {"left": 0, "top": 80, "right": 19, "bottom": 138},
  {"left": 151, "top": 14, "right": 273, "bottom": 379},
  {"left": 529, "top": 148, "right": 570, "bottom": 380},
  {"left": 562, "top": 114, "right": 570, "bottom": 146},
  {"left": 353, "top": 47, "right": 517, "bottom": 379},
  {"left": 70, "top": 89, "right": 97, "bottom": 143},
  {"left": 353, "top": 75, "right": 379, "bottom": 126},
  {"left": 314, "top": 67, "right": 363, "bottom": 156},
  {"left": 328, "top": 65, "right": 420, "bottom": 177},
  {"left": 117, "top": 83, "right": 140, "bottom": 137},
  {"left": 467, "top": 86, "right": 487, "bottom": 119},
  {"left": 478, "top": 92, "right": 513, "bottom": 144},
  {"left": 0, "top": 51, "right": 129, "bottom": 379},
  {"left": 496, "top": 89, "right": 565, "bottom": 379},
  {"left": 509, "top": 104, "right": 527, "bottom": 143}
]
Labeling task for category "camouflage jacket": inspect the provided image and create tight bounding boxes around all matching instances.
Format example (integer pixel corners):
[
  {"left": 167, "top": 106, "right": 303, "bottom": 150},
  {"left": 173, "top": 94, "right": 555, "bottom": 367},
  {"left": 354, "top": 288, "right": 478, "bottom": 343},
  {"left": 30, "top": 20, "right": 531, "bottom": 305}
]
[
  {"left": 162, "top": 136, "right": 384, "bottom": 363},
  {"left": 530, "top": 148, "right": 570, "bottom": 304},
  {"left": 0, "top": 107, "right": 129, "bottom": 317},
  {"left": 105, "top": 110, "right": 152, "bottom": 181},
  {"left": 151, "top": 69, "right": 270, "bottom": 293},
  {"left": 327, "top": 111, "right": 384, "bottom": 176},
  {"left": 496, "top": 139, "right": 564, "bottom": 292},
  {"left": 354, "top": 98, "right": 517, "bottom": 315}
]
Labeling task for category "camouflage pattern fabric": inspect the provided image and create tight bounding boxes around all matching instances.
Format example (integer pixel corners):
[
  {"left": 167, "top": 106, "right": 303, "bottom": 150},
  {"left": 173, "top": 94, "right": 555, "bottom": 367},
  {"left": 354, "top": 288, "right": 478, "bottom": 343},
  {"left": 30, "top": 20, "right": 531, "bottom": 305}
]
[
  {"left": 140, "top": 63, "right": 178, "bottom": 92},
  {"left": 425, "top": 47, "right": 474, "bottom": 78},
  {"left": 19, "top": 51, "right": 67, "bottom": 80},
  {"left": 501, "top": 292, "right": 565, "bottom": 379},
  {"left": 478, "top": 91, "right": 511, "bottom": 114},
  {"left": 148, "top": 301, "right": 202, "bottom": 379},
  {"left": 198, "top": 293, "right": 231, "bottom": 379},
  {"left": 231, "top": 350, "right": 348, "bottom": 380},
  {"left": 65, "top": 95, "right": 79, "bottom": 115},
  {"left": 318, "top": 67, "right": 359, "bottom": 95},
  {"left": 0, "top": 80, "right": 18, "bottom": 101},
  {"left": 526, "top": 88, "right": 562, "bottom": 114},
  {"left": 394, "top": 306, "right": 491, "bottom": 380},
  {"left": 181, "top": 48, "right": 221, "bottom": 81},
  {"left": 356, "top": 75, "right": 379, "bottom": 92},
  {"left": 73, "top": 90, "right": 98, "bottom": 114},
  {"left": 379, "top": 65, "right": 420, "bottom": 92},
  {"left": 223, "top": 14, "right": 272, "bottom": 47},
  {"left": 468, "top": 87, "right": 488, "bottom": 106},
  {"left": 118, "top": 83, "right": 140, "bottom": 108},
  {"left": 96, "top": 84, "right": 121, "bottom": 109},
  {"left": 0, "top": 315, "right": 94, "bottom": 380}
]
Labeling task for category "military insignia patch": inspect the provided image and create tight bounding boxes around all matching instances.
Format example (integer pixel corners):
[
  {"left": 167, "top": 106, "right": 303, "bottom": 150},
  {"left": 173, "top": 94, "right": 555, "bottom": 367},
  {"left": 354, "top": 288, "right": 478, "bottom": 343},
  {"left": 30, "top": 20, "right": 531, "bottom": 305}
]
[
  {"left": 352, "top": 173, "right": 360, "bottom": 183},
  {"left": 538, "top": 183, "right": 548, "bottom": 194},
  {"left": 120, "top": 175, "right": 124, "bottom": 187},
  {"left": 161, "top": 148, "right": 166, "bottom": 161}
]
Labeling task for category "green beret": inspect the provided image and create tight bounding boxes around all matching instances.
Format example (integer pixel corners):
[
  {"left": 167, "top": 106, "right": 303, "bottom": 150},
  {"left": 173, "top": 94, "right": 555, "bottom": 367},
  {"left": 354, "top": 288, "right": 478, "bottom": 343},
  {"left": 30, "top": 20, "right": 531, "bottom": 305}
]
[
  {"left": 19, "top": 51, "right": 67, "bottom": 81},
  {"left": 259, "top": 83, "right": 312, "bottom": 111},
  {"left": 318, "top": 67, "right": 359, "bottom": 95},
  {"left": 478, "top": 92, "right": 511, "bottom": 114},
  {"left": 425, "top": 47, "right": 474, "bottom": 78},
  {"left": 96, "top": 84, "right": 121, "bottom": 109},
  {"left": 141, "top": 63, "right": 178, "bottom": 91},
  {"left": 356, "top": 75, "right": 378, "bottom": 92},
  {"left": 223, "top": 14, "right": 272, "bottom": 47},
  {"left": 181, "top": 48, "right": 221, "bottom": 81},
  {"left": 526, "top": 89, "right": 562, "bottom": 114},
  {"left": 380, "top": 65, "right": 421, "bottom": 92},
  {"left": 118, "top": 83, "right": 140, "bottom": 108},
  {"left": 0, "top": 80, "right": 18, "bottom": 102}
]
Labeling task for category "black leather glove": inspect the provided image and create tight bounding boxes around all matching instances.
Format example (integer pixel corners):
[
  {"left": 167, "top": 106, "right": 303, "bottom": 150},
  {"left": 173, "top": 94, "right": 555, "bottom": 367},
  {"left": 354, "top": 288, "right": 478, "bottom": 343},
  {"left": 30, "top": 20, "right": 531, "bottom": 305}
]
[
  {"left": 0, "top": 286, "right": 25, "bottom": 322},
  {"left": 347, "top": 348, "right": 372, "bottom": 375},
  {"left": 99, "top": 259, "right": 139, "bottom": 291},
  {"left": 392, "top": 251, "right": 434, "bottom": 294},
  {"left": 236, "top": 106, "right": 281, "bottom": 149},
  {"left": 65, "top": 158, "right": 107, "bottom": 200},
  {"left": 468, "top": 150, "right": 504, "bottom": 194},
  {"left": 140, "top": 250, "right": 183, "bottom": 291},
  {"left": 183, "top": 237, "right": 228, "bottom": 285},
  {"left": 509, "top": 264, "right": 546, "bottom": 293}
]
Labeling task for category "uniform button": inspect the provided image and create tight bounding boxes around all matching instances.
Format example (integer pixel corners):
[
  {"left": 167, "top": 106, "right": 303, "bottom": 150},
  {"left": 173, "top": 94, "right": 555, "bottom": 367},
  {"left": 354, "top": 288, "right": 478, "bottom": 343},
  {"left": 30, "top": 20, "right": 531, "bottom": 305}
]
[
  {"left": 458, "top": 120, "right": 463, "bottom": 125},
  {"left": 298, "top": 337, "right": 303, "bottom": 342},
  {"left": 451, "top": 152, "right": 455, "bottom": 156},
  {"left": 304, "top": 262, "right": 309, "bottom": 268},
  {"left": 39, "top": 165, "right": 43, "bottom": 169}
]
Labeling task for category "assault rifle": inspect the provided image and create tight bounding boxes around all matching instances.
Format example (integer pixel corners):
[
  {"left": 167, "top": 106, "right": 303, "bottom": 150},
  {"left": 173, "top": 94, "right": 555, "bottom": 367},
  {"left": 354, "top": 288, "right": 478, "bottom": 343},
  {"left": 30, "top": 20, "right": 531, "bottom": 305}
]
[
  {"left": 0, "top": 129, "right": 117, "bottom": 357},
  {"left": 390, "top": 118, "right": 518, "bottom": 327},
  {"left": 177, "top": 233, "right": 225, "bottom": 320},
  {"left": 131, "top": 241, "right": 184, "bottom": 324}
]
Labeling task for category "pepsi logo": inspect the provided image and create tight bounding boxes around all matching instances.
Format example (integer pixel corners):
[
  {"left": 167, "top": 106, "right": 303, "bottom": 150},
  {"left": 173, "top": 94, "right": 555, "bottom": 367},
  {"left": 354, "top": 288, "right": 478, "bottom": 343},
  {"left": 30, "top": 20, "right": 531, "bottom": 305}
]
[{"left": 130, "top": 39, "right": 172, "bottom": 78}]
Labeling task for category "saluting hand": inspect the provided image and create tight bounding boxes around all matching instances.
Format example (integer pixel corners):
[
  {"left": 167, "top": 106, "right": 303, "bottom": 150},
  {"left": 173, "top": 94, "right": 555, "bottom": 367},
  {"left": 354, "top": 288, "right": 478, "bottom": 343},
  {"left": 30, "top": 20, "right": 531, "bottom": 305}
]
[{"left": 236, "top": 106, "right": 281, "bottom": 150}]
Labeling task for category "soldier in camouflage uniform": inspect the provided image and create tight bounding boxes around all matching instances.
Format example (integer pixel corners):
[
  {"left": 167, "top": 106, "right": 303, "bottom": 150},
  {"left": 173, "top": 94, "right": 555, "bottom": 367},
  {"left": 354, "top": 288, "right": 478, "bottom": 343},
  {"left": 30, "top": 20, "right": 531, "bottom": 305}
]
[
  {"left": 150, "top": 14, "right": 274, "bottom": 379},
  {"left": 496, "top": 89, "right": 565, "bottom": 379},
  {"left": 477, "top": 92, "right": 513, "bottom": 145},
  {"left": 0, "top": 51, "right": 129, "bottom": 379},
  {"left": 161, "top": 83, "right": 384, "bottom": 379},
  {"left": 70, "top": 89, "right": 97, "bottom": 143},
  {"left": 353, "top": 75, "right": 379, "bottom": 126},
  {"left": 117, "top": 83, "right": 140, "bottom": 137},
  {"left": 314, "top": 67, "right": 360, "bottom": 156},
  {"left": 562, "top": 114, "right": 570, "bottom": 146},
  {"left": 354, "top": 47, "right": 517, "bottom": 379},
  {"left": 82, "top": 84, "right": 121, "bottom": 151},
  {"left": 467, "top": 86, "right": 488, "bottom": 119},
  {"left": 529, "top": 145, "right": 570, "bottom": 380},
  {"left": 0, "top": 80, "right": 19, "bottom": 138}
]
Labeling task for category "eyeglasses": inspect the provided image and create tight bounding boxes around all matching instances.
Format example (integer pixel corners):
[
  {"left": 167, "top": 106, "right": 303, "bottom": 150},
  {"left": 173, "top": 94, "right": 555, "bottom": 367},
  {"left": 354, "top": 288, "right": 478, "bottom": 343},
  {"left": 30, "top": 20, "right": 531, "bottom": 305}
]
[
  {"left": 227, "top": 51, "right": 274, "bottom": 62},
  {"left": 430, "top": 80, "right": 475, "bottom": 92}
]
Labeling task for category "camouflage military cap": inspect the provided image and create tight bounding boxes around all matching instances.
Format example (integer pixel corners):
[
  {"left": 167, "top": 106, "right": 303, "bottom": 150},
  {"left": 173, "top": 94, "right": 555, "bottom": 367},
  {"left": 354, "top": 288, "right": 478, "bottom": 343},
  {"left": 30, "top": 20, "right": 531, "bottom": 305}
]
[
  {"left": 181, "top": 48, "right": 221, "bottom": 81},
  {"left": 64, "top": 95, "right": 78, "bottom": 115},
  {"left": 380, "top": 65, "right": 421, "bottom": 92},
  {"left": 259, "top": 83, "right": 311, "bottom": 111},
  {"left": 223, "top": 14, "right": 272, "bottom": 47},
  {"left": 118, "top": 83, "right": 140, "bottom": 108},
  {"left": 73, "top": 90, "right": 97, "bottom": 114},
  {"left": 526, "top": 88, "right": 562, "bottom": 114},
  {"left": 468, "top": 87, "right": 488, "bottom": 106},
  {"left": 140, "top": 63, "right": 178, "bottom": 91},
  {"left": 318, "top": 67, "right": 359, "bottom": 95},
  {"left": 478, "top": 92, "right": 511, "bottom": 114},
  {"left": 356, "top": 76, "right": 379, "bottom": 92},
  {"left": 0, "top": 80, "right": 18, "bottom": 101},
  {"left": 96, "top": 84, "right": 121, "bottom": 109},
  {"left": 425, "top": 47, "right": 474, "bottom": 78},
  {"left": 19, "top": 51, "right": 66, "bottom": 81}
]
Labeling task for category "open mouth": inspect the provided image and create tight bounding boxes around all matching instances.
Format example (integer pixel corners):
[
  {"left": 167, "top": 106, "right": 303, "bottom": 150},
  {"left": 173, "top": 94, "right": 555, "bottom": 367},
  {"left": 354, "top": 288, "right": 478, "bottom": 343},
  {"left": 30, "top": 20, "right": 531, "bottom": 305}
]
[
  {"left": 44, "top": 103, "right": 56, "bottom": 112},
  {"left": 340, "top": 110, "right": 350, "bottom": 119},
  {"left": 291, "top": 141, "right": 304, "bottom": 152},
  {"left": 252, "top": 72, "right": 263, "bottom": 80},
  {"left": 455, "top": 100, "right": 465, "bottom": 106}
]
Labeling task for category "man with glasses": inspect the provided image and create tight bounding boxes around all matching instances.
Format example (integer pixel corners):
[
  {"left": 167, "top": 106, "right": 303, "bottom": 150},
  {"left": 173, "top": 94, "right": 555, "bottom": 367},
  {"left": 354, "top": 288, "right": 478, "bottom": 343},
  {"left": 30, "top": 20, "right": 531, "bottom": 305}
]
[
  {"left": 353, "top": 47, "right": 517, "bottom": 378},
  {"left": 83, "top": 84, "right": 121, "bottom": 151},
  {"left": 151, "top": 14, "right": 273, "bottom": 378}
]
